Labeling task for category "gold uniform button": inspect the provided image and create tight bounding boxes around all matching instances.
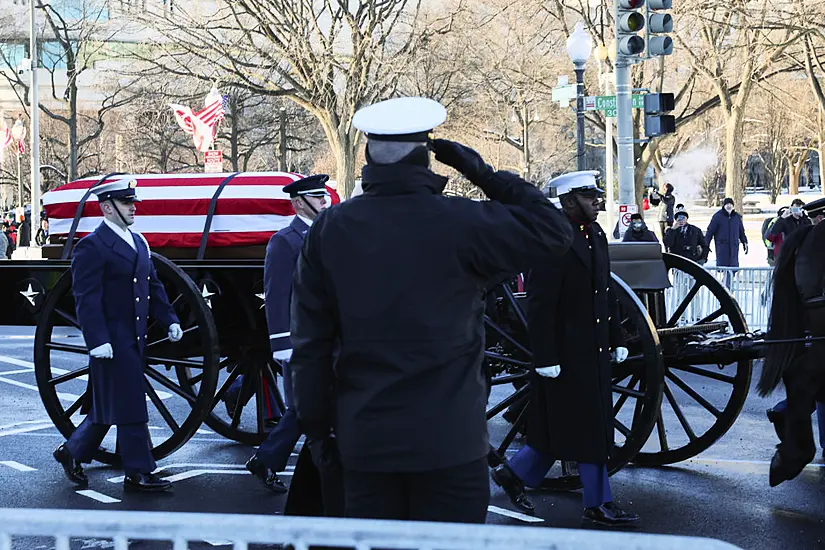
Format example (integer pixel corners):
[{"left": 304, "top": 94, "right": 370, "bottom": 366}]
[{"left": 136, "top": 297, "right": 140, "bottom": 302}]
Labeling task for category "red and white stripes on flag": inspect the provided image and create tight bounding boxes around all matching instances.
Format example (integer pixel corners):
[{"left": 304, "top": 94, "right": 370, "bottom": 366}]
[
  {"left": 1, "top": 126, "right": 12, "bottom": 150},
  {"left": 42, "top": 172, "right": 341, "bottom": 249},
  {"left": 169, "top": 88, "right": 226, "bottom": 153}
]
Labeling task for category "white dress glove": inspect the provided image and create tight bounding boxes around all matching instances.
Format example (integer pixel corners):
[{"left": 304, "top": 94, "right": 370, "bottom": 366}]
[
  {"left": 89, "top": 343, "right": 113, "bottom": 359},
  {"left": 612, "top": 347, "right": 629, "bottom": 363},
  {"left": 273, "top": 349, "right": 293, "bottom": 362},
  {"left": 536, "top": 365, "right": 561, "bottom": 378},
  {"left": 168, "top": 323, "right": 183, "bottom": 342}
]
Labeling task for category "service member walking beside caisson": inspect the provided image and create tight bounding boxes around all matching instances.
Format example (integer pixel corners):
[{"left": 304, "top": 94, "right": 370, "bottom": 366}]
[
  {"left": 491, "top": 171, "right": 640, "bottom": 527},
  {"left": 53, "top": 178, "right": 183, "bottom": 492},
  {"left": 289, "top": 97, "right": 573, "bottom": 523}
]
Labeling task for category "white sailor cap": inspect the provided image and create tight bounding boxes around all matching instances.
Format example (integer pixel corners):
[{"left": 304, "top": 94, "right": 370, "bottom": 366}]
[
  {"left": 352, "top": 97, "right": 447, "bottom": 142},
  {"left": 92, "top": 177, "right": 141, "bottom": 202},
  {"left": 546, "top": 170, "right": 604, "bottom": 198}
]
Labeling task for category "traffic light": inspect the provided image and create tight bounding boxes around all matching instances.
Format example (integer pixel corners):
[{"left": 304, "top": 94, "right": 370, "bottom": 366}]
[
  {"left": 644, "top": 93, "right": 676, "bottom": 137},
  {"left": 647, "top": 0, "right": 674, "bottom": 56},
  {"left": 616, "top": 0, "right": 646, "bottom": 57}
]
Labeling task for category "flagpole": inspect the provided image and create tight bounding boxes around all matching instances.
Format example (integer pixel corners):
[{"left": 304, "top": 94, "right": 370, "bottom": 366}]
[{"left": 29, "top": 0, "right": 41, "bottom": 247}]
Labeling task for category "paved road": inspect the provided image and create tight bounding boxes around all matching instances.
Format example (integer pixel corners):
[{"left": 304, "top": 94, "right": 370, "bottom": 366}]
[{"left": 0, "top": 326, "right": 823, "bottom": 550}]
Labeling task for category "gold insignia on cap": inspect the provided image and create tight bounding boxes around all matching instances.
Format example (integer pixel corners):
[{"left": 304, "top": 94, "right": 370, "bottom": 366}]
[{"left": 128, "top": 180, "right": 137, "bottom": 188}]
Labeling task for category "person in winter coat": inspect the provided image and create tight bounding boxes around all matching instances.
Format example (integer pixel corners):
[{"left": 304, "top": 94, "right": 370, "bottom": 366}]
[
  {"left": 289, "top": 97, "right": 574, "bottom": 524},
  {"left": 664, "top": 210, "right": 707, "bottom": 263},
  {"left": 490, "top": 170, "right": 639, "bottom": 527},
  {"left": 622, "top": 213, "right": 659, "bottom": 242},
  {"left": 762, "top": 207, "right": 787, "bottom": 267},
  {"left": 649, "top": 183, "right": 676, "bottom": 239},
  {"left": 706, "top": 197, "right": 748, "bottom": 267},
  {"left": 767, "top": 199, "right": 811, "bottom": 262},
  {"left": 0, "top": 223, "right": 7, "bottom": 259}
]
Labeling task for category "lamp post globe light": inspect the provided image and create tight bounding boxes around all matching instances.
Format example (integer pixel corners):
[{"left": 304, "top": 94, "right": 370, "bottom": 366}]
[
  {"left": 567, "top": 22, "right": 592, "bottom": 170},
  {"left": 10, "top": 117, "right": 26, "bottom": 208}
]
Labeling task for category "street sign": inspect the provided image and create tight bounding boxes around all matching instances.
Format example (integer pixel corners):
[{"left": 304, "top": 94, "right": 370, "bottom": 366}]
[
  {"left": 584, "top": 95, "right": 645, "bottom": 118},
  {"left": 204, "top": 150, "right": 223, "bottom": 173},
  {"left": 552, "top": 84, "right": 577, "bottom": 106},
  {"left": 618, "top": 203, "right": 638, "bottom": 237}
]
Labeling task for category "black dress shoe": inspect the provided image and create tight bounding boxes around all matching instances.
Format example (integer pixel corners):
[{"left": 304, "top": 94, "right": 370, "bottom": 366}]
[
  {"left": 246, "top": 455, "right": 288, "bottom": 493},
  {"left": 53, "top": 444, "right": 88, "bottom": 486},
  {"left": 490, "top": 464, "right": 534, "bottom": 513},
  {"left": 124, "top": 472, "right": 172, "bottom": 492},
  {"left": 766, "top": 408, "right": 786, "bottom": 441},
  {"left": 583, "top": 502, "right": 640, "bottom": 527}
]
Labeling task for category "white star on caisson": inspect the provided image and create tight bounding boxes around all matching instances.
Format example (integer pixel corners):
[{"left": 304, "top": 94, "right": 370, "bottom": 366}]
[
  {"left": 20, "top": 284, "right": 39, "bottom": 307},
  {"left": 255, "top": 292, "right": 265, "bottom": 309},
  {"left": 201, "top": 285, "right": 215, "bottom": 309}
]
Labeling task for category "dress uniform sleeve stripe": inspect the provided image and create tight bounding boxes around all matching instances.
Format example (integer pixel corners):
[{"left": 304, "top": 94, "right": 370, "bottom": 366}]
[{"left": 270, "top": 332, "right": 290, "bottom": 339}]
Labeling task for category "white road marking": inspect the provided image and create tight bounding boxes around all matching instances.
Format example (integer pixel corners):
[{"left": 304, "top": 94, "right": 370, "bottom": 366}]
[
  {"left": 0, "top": 375, "right": 81, "bottom": 401},
  {"left": 689, "top": 457, "right": 825, "bottom": 470},
  {"left": 0, "top": 335, "right": 34, "bottom": 340},
  {"left": 0, "top": 355, "right": 35, "bottom": 369},
  {"left": 0, "top": 460, "right": 37, "bottom": 472},
  {"left": 108, "top": 464, "right": 295, "bottom": 484},
  {"left": 196, "top": 428, "right": 214, "bottom": 435},
  {"left": 76, "top": 490, "right": 121, "bottom": 504},
  {"left": 0, "top": 368, "right": 37, "bottom": 376},
  {"left": 0, "top": 423, "right": 56, "bottom": 437},
  {"left": 486, "top": 505, "right": 544, "bottom": 523},
  {"left": 203, "top": 541, "right": 233, "bottom": 546}
]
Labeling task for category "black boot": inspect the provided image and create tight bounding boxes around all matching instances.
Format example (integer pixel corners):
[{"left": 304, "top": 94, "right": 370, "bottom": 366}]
[
  {"left": 490, "top": 464, "right": 534, "bottom": 513},
  {"left": 53, "top": 444, "right": 88, "bottom": 486},
  {"left": 769, "top": 450, "right": 808, "bottom": 487},
  {"left": 124, "top": 472, "right": 172, "bottom": 492},
  {"left": 766, "top": 408, "right": 786, "bottom": 441},
  {"left": 583, "top": 501, "right": 640, "bottom": 527},
  {"left": 246, "top": 455, "right": 287, "bottom": 493}
]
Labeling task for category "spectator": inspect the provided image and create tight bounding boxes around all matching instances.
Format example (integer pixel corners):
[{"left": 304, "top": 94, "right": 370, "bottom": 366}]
[
  {"left": 706, "top": 197, "right": 748, "bottom": 267},
  {"left": 761, "top": 207, "right": 787, "bottom": 267},
  {"left": 664, "top": 210, "right": 707, "bottom": 263},
  {"left": 649, "top": 183, "right": 676, "bottom": 239},
  {"left": 0, "top": 223, "right": 7, "bottom": 260},
  {"left": 2, "top": 222, "right": 14, "bottom": 259},
  {"left": 622, "top": 213, "right": 659, "bottom": 242},
  {"left": 768, "top": 198, "right": 811, "bottom": 262},
  {"left": 36, "top": 218, "right": 49, "bottom": 247},
  {"left": 18, "top": 209, "right": 30, "bottom": 248}
]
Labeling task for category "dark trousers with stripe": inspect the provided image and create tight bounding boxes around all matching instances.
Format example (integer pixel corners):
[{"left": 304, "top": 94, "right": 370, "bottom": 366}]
[
  {"left": 256, "top": 360, "right": 302, "bottom": 472},
  {"left": 508, "top": 445, "right": 612, "bottom": 508},
  {"left": 66, "top": 416, "right": 155, "bottom": 475}
]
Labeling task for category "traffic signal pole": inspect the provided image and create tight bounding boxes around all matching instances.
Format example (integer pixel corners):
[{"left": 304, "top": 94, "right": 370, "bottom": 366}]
[{"left": 615, "top": 58, "right": 636, "bottom": 207}]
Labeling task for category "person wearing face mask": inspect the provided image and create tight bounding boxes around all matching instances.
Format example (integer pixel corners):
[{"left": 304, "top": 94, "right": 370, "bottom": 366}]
[
  {"left": 622, "top": 213, "right": 658, "bottom": 242},
  {"left": 649, "top": 183, "right": 676, "bottom": 239},
  {"left": 706, "top": 197, "right": 748, "bottom": 270},
  {"left": 664, "top": 210, "right": 707, "bottom": 263},
  {"left": 767, "top": 198, "right": 811, "bottom": 262},
  {"left": 491, "top": 171, "right": 638, "bottom": 527}
]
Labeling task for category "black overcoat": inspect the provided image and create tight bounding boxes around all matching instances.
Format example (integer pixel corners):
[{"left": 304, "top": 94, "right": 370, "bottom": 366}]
[
  {"left": 289, "top": 163, "right": 573, "bottom": 473},
  {"left": 525, "top": 218, "right": 624, "bottom": 463}
]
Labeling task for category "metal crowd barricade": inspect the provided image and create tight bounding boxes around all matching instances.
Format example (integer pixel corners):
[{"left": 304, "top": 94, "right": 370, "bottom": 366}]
[
  {"left": 0, "top": 508, "right": 743, "bottom": 550},
  {"left": 664, "top": 265, "right": 773, "bottom": 332}
]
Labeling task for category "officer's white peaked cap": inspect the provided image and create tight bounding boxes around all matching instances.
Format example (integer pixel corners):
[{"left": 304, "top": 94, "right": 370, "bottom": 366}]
[
  {"left": 547, "top": 170, "right": 603, "bottom": 197},
  {"left": 92, "top": 177, "right": 141, "bottom": 202},
  {"left": 353, "top": 97, "right": 447, "bottom": 141}
]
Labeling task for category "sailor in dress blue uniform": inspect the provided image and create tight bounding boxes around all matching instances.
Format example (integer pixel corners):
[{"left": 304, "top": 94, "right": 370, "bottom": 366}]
[
  {"left": 244, "top": 174, "right": 331, "bottom": 492},
  {"left": 53, "top": 177, "right": 183, "bottom": 492}
]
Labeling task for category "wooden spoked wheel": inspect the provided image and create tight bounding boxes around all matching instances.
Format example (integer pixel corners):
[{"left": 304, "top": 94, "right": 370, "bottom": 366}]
[{"left": 34, "top": 254, "right": 220, "bottom": 465}]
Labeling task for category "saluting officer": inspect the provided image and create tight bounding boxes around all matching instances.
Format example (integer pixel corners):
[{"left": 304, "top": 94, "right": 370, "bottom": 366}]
[
  {"left": 53, "top": 178, "right": 183, "bottom": 492},
  {"left": 491, "top": 171, "right": 640, "bottom": 527},
  {"left": 245, "top": 174, "right": 330, "bottom": 493},
  {"left": 289, "top": 97, "right": 572, "bottom": 523}
]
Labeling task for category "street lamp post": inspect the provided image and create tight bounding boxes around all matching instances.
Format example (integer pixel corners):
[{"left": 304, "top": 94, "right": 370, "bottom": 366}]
[
  {"left": 10, "top": 117, "right": 26, "bottom": 208},
  {"left": 567, "top": 22, "right": 593, "bottom": 171}
]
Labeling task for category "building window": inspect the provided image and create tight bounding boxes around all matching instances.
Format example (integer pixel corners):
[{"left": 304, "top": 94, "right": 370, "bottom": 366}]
[{"left": 0, "top": 43, "right": 27, "bottom": 71}]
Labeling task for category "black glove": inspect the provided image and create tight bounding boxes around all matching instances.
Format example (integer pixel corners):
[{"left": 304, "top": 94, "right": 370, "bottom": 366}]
[
  {"left": 432, "top": 139, "right": 492, "bottom": 181},
  {"left": 308, "top": 435, "right": 342, "bottom": 475}
]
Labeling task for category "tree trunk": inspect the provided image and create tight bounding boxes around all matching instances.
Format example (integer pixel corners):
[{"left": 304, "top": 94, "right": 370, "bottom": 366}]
[
  {"left": 230, "top": 98, "right": 239, "bottom": 172},
  {"left": 333, "top": 131, "right": 359, "bottom": 199},
  {"left": 724, "top": 112, "right": 745, "bottom": 207},
  {"left": 789, "top": 151, "right": 806, "bottom": 195},
  {"left": 520, "top": 103, "right": 530, "bottom": 180},
  {"left": 819, "top": 109, "right": 825, "bottom": 197}
]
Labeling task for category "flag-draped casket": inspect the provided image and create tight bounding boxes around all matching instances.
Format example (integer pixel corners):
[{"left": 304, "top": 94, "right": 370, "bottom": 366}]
[{"left": 42, "top": 172, "right": 341, "bottom": 249}]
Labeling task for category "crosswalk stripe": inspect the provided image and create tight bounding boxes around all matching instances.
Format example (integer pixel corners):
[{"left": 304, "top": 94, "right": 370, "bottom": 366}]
[{"left": 76, "top": 490, "right": 121, "bottom": 504}]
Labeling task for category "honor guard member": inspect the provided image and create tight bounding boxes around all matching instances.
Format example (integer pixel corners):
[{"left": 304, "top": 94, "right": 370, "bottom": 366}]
[
  {"left": 290, "top": 97, "right": 573, "bottom": 523},
  {"left": 53, "top": 177, "right": 183, "bottom": 492},
  {"left": 244, "top": 174, "right": 331, "bottom": 493},
  {"left": 664, "top": 209, "right": 708, "bottom": 263},
  {"left": 491, "top": 171, "right": 640, "bottom": 527}
]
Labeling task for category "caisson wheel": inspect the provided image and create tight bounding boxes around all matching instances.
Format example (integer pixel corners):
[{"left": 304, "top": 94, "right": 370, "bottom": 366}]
[
  {"left": 485, "top": 274, "right": 663, "bottom": 490},
  {"left": 34, "top": 254, "right": 220, "bottom": 465},
  {"left": 632, "top": 253, "right": 752, "bottom": 466}
]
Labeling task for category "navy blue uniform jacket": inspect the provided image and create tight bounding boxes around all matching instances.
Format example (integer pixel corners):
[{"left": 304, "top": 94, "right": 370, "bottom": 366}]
[
  {"left": 71, "top": 222, "right": 179, "bottom": 425},
  {"left": 265, "top": 217, "right": 309, "bottom": 354}
]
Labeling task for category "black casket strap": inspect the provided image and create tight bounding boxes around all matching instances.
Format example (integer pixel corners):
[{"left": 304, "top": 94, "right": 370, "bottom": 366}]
[
  {"left": 197, "top": 172, "right": 242, "bottom": 261},
  {"left": 61, "top": 172, "right": 126, "bottom": 260}
]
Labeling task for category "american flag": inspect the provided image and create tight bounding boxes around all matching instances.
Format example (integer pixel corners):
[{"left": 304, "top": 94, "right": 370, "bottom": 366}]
[
  {"left": 169, "top": 88, "right": 227, "bottom": 152},
  {"left": 42, "top": 172, "right": 341, "bottom": 249},
  {"left": 1, "top": 126, "right": 11, "bottom": 150}
]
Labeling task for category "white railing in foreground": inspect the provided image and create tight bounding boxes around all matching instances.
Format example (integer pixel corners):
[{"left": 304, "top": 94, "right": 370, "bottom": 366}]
[
  {"left": 0, "top": 508, "right": 743, "bottom": 550},
  {"left": 665, "top": 266, "right": 773, "bottom": 332}
]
